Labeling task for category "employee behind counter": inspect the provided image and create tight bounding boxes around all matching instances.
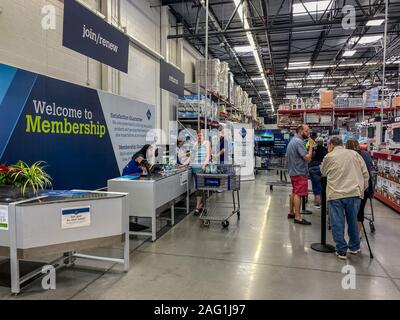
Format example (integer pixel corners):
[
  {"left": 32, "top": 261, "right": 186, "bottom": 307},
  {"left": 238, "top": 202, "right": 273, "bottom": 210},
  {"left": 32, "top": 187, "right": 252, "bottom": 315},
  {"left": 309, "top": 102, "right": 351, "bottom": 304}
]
[{"left": 122, "top": 144, "right": 156, "bottom": 176}]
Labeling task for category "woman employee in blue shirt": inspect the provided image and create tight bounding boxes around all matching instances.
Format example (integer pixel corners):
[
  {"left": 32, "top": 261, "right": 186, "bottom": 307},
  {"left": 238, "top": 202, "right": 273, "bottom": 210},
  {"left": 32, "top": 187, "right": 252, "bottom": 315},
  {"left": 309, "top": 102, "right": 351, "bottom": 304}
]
[{"left": 122, "top": 144, "right": 153, "bottom": 175}]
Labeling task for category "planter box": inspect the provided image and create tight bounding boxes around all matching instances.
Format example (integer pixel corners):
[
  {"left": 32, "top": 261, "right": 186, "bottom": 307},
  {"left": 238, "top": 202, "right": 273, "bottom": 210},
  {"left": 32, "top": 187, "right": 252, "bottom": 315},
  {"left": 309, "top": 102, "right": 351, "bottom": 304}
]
[{"left": 0, "top": 186, "right": 34, "bottom": 203}]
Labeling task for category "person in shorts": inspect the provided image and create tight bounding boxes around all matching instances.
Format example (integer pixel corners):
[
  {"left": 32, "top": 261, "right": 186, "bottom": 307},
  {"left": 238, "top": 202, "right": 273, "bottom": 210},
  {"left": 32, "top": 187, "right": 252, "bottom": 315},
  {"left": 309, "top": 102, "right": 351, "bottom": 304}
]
[{"left": 286, "top": 124, "right": 315, "bottom": 225}]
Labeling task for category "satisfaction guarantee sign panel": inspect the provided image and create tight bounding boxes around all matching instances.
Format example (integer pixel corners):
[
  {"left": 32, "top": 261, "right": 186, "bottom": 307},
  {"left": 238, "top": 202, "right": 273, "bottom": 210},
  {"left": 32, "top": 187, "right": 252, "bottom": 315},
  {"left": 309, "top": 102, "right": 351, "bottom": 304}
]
[
  {"left": 63, "top": 0, "right": 129, "bottom": 73},
  {"left": 61, "top": 206, "right": 91, "bottom": 229}
]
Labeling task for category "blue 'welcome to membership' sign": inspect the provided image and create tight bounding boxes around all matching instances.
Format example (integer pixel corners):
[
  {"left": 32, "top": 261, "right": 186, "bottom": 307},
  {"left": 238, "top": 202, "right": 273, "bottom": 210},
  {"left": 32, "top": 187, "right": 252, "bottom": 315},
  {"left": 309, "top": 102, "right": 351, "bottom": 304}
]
[{"left": 63, "top": 0, "right": 129, "bottom": 73}]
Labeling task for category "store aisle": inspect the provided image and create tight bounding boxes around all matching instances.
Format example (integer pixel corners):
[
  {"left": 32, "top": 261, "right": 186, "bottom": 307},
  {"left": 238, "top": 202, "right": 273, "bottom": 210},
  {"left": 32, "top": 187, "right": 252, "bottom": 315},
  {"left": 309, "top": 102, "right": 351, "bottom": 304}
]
[{"left": 1, "top": 175, "right": 400, "bottom": 299}]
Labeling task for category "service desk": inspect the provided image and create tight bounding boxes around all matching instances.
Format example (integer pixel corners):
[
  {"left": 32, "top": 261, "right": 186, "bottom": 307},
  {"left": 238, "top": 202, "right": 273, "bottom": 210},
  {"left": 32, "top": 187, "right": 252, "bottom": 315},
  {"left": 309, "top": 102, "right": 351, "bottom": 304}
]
[
  {"left": 0, "top": 190, "right": 129, "bottom": 294},
  {"left": 108, "top": 168, "right": 191, "bottom": 241}
]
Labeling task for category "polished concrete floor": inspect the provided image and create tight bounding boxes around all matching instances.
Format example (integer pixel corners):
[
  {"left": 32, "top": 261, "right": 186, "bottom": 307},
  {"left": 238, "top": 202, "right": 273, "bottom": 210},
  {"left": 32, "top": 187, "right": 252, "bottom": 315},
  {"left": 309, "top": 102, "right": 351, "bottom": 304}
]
[{"left": 1, "top": 174, "right": 400, "bottom": 299}]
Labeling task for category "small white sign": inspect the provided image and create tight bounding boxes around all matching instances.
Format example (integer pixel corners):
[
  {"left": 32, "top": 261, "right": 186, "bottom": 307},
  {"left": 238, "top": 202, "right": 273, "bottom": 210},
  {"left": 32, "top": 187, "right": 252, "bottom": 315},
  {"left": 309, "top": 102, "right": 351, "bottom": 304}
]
[
  {"left": 0, "top": 206, "right": 9, "bottom": 230},
  {"left": 180, "top": 171, "right": 188, "bottom": 186},
  {"left": 61, "top": 206, "right": 91, "bottom": 229}
]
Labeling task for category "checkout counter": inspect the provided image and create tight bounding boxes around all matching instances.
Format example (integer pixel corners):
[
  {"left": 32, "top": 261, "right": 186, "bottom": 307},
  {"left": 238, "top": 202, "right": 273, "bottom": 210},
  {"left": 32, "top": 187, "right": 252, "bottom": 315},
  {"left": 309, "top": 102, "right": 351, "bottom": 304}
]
[
  {"left": 108, "top": 168, "right": 192, "bottom": 241},
  {"left": 0, "top": 190, "right": 129, "bottom": 294}
]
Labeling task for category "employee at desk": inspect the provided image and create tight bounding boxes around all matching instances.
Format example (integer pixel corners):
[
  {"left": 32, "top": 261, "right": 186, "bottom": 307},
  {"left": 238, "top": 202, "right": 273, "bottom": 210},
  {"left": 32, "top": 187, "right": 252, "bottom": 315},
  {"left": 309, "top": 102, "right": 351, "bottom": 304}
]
[{"left": 122, "top": 144, "right": 154, "bottom": 175}]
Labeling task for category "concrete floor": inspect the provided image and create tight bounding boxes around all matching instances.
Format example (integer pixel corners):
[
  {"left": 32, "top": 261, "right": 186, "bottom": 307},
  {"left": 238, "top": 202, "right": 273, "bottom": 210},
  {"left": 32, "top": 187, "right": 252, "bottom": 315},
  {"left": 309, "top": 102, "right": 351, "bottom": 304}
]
[{"left": 1, "top": 174, "right": 400, "bottom": 299}]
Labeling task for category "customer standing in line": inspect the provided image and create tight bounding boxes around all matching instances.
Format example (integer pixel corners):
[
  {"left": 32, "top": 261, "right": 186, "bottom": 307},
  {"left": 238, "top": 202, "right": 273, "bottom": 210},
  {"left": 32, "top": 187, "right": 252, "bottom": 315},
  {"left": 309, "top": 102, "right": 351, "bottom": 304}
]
[
  {"left": 345, "top": 138, "right": 374, "bottom": 236},
  {"left": 286, "top": 124, "right": 315, "bottom": 225},
  {"left": 321, "top": 136, "right": 369, "bottom": 260},
  {"left": 308, "top": 137, "right": 328, "bottom": 209}
]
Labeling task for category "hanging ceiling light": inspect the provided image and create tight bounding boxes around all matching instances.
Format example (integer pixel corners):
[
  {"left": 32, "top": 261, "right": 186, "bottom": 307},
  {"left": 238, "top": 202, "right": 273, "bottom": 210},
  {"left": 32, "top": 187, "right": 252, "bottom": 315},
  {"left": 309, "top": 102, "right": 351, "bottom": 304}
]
[
  {"left": 366, "top": 19, "right": 385, "bottom": 26},
  {"left": 233, "top": 0, "right": 274, "bottom": 111},
  {"left": 343, "top": 50, "right": 357, "bottom": 57}
]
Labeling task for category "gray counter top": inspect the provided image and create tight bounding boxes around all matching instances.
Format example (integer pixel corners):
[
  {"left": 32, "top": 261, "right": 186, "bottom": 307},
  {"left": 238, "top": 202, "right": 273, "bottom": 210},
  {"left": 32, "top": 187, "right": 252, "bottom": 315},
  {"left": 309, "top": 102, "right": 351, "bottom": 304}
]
[{"left": 0, "top": 190, "right": 126, "bottom": 206}]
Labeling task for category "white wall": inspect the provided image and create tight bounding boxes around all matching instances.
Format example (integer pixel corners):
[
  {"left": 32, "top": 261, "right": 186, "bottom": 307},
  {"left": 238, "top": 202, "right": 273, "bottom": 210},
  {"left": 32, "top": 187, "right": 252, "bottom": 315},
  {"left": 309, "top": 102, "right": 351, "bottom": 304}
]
[
  {"left": 120, "top": 0, "right": 161, "bottom": 107},
  {"left": 0, "top": 0, "right": 202, "bottom": 135},
  {"left": 183, "top": 41, "right": 203, "bottom": 84},
  {"left": 0, "top": 0, "right": 102, "bottom": 88}
]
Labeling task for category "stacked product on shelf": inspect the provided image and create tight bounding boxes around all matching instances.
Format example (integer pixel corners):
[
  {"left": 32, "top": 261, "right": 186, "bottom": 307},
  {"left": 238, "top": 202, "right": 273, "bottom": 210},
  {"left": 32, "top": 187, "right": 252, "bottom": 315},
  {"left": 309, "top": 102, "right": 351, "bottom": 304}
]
[
  {"left": 304, "top": 98, "right": 319, "bottom": 110},
  {"left": 375, "top": 154, "right": 400, "bottom": 211},
  {"left": 320, "top": 89, "right": 334, "bottom": 108},
  {"left": 363, "top": 87, "right": 379, "bottom": 108},
  {"left": 251, "top": 104, "right": 257, "bottom": 119},
  {"left": 196, "top": 58, "right": 220, "bottom": 94},
  {"left": 278, "top": 103, "right": 290, "bottom": 110},
  {"left": 334, "top": 97, "right": 349, "bottom": 108},
  {"left": 177, "top": 95, "right": 219, "bottom": 123},
  {"left": 218, "top": 62, "right": 229, "bottom": 99},
  {"left": 348, "top": 98, "right": 364, "bottom": 108},
  {"left": 228, "top": 72, "right": 234, "bottom": 104},
  {"left": 392, "top": 95, "right": 400, "bottom": 108},
  {"left": 233, "top": 85, "right": 243, "bottom": 110},
  {"left": 305, "top": 113, "right": 320, "bottom": 124},
  {"left": 320, "top": 114, "right": 333, "bottom": 126},
  {"left": 241, "top": 91, "right": 249, "bottom": 112},
  {"left": 334, "top": 97, "right": 363, "bottom": 108}
]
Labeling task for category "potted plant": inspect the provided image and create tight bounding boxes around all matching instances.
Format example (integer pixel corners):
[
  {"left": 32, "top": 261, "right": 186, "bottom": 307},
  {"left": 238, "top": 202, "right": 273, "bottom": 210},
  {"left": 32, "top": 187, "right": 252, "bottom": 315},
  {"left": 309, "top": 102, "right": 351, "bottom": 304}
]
[{"left": 0, "top": 161, "right": 52, "bottom": 201}]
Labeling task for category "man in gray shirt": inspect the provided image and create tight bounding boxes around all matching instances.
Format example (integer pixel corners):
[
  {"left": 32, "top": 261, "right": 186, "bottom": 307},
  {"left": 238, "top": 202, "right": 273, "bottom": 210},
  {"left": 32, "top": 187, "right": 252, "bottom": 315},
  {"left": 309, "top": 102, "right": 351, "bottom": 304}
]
[{"left": 286, "top": 124, "right": 315, "bottom": 225}]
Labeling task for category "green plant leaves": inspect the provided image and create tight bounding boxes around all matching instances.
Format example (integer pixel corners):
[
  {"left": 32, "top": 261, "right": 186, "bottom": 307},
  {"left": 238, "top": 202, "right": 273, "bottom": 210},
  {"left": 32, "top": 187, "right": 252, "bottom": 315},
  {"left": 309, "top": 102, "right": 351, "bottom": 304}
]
[{"left": 10, "top": 161, "right": 52, "bottom": 196}]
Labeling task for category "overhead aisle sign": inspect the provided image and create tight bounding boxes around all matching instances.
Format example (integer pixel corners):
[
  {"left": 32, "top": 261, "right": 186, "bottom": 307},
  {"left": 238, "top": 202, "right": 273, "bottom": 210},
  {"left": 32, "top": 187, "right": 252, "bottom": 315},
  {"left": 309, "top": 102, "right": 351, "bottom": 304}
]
[
  {"left": 63, "top": 0, "right": 129, "bottom": 73},
  {"left": 160, "top": 60, "right": 185, "bottom": 96}
]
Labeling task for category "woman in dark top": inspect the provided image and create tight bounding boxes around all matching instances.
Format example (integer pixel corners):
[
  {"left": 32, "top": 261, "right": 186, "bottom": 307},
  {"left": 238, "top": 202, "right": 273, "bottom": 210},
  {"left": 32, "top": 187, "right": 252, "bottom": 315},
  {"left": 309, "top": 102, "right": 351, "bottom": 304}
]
[
  {"left": 308, "top": 137, "right": 328, "bottom": 208},
  {"left": 122, "top": 144, "right": 153, "bottom": 175},
  {"left": 345, "top": 139, "right": 374, "bottom": 236}
]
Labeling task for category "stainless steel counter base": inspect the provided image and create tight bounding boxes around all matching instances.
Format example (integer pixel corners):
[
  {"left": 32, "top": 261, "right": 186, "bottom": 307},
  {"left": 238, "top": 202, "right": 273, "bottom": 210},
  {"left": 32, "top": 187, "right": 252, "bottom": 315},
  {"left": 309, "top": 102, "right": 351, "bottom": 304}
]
[
  {"left": 108, "top": 169, "right": 192, "bottom": 241},
  {"left": 0, "top": 191, "right": 130, "bottom": 294}
]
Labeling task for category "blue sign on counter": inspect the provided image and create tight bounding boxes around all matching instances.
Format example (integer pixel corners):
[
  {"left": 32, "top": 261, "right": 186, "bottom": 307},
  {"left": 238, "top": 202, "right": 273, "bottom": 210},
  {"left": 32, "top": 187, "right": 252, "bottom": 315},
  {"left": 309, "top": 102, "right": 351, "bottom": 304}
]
[{"left": 63, "top": 0, "right": 129, "bottom": 73}]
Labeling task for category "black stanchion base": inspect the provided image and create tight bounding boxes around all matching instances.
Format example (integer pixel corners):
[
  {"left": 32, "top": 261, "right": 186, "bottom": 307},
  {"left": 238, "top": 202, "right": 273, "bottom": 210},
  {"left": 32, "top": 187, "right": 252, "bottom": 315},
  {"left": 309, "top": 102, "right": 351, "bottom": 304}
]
[
  {"left": 311, "top": 243, "right": 336, "bottom": 253},
  {"left": 302, "top": 210, "right": 312, "bottom": 215}
]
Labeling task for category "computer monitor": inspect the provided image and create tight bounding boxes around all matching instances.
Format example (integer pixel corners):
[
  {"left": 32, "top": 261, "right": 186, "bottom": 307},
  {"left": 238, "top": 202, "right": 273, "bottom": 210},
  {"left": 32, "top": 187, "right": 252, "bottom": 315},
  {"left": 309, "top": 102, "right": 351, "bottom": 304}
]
[{"left": 154, "top": 145, "right": 169, "bottom": 164}]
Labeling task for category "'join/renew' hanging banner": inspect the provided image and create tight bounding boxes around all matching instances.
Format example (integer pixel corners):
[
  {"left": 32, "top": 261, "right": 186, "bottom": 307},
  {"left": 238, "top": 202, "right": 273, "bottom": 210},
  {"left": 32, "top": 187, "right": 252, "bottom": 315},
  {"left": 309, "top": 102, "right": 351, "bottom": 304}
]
[{"left": 63, "top": 0, "right": 130, "bottom": 73}]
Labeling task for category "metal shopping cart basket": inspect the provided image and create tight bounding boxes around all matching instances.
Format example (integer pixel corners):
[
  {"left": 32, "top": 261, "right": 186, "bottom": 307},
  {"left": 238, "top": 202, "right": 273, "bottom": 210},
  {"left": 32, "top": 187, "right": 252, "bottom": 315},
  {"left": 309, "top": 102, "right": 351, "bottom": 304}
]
[
  {"left": 265, "top": 154, "right": 291, "bottom": 191},
  {"left": 195, "top": 164, "right": 241, "bottom": 228}
]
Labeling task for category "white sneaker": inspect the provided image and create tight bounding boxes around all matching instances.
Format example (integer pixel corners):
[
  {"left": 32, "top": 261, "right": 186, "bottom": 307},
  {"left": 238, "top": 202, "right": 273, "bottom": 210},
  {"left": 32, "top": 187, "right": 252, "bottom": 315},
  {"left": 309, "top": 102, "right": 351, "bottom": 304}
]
[
  {"left": 336, "top": 251, "right": 348, "bottom": 260},
  {"left": 349, "top": 249, "right": 361, "bottom": 255}
]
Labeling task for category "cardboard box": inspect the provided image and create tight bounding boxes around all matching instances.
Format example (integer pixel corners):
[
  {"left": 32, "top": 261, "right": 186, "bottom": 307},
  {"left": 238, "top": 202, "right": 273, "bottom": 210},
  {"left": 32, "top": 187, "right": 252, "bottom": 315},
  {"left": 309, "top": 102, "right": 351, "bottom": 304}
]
[{"left": 320, "top": 90, "right": 333, "bottom": 108}]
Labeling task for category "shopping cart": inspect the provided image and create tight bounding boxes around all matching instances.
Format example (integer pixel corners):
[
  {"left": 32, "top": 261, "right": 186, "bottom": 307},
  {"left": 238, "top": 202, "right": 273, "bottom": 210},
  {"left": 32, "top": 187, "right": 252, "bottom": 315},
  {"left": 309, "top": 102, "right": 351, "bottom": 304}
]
[
  {"left": 265, "top": 154, "right": 291, "bottom": 191},
  {"left": 195, "top": 164, "right": 241, "bottom": 228}
]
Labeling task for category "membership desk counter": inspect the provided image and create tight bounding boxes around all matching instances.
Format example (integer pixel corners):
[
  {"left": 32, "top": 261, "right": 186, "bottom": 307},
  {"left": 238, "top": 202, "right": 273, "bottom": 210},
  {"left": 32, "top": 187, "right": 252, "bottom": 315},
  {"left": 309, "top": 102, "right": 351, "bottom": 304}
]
[
  {"left": 0, "top": 190, "right": 129, "bottom": 294},
  {"left": 108, "top": 168, "right": 192, "bottom": 241}
]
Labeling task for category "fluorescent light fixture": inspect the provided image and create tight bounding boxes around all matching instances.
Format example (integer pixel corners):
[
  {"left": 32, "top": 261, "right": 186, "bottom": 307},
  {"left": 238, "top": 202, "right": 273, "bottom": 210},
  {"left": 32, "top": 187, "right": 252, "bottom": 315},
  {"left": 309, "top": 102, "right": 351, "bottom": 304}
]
[
  {"left": 286, "top": 82, "right": 302, "bottom": 89},
  {"left": 293, "top": 0, "right": 333, "bottom": 16},
  {"left": 289, "top": 61, "right": 310, "bottom": 66},
  {"left": 387, "top": 55, "right": 400, "bottom": 64},
  {"left": 343, "top": 50, "right": 357, "bottom": 57},
  {"left": 366, "top": 19, "right": 385, "bottom": 26},
  {"left": 350, "top": 35, "right": 382, "bottom": 45},
  {"left": 286, "top": 62, "right": 377, "bottom": 70},
  {"left": 234, "top": 45, "right": 253, "bottom": 53},
  {"left": 233, "top": 0, "right": 275, "bottom": 111}
]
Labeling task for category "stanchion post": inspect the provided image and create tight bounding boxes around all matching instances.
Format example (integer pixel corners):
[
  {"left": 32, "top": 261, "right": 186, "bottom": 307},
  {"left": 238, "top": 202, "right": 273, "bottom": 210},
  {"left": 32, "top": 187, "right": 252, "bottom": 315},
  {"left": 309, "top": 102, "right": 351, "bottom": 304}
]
[{"left": 311, "top": 176, "right": 335, "bottom": 253}]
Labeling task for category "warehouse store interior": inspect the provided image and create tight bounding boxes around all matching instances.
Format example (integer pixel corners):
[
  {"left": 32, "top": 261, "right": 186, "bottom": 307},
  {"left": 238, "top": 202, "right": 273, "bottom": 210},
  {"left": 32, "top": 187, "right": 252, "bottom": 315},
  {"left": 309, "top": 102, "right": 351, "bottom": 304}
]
[{"left": 0, "top": 0, "right": 400, "bottom": 300}]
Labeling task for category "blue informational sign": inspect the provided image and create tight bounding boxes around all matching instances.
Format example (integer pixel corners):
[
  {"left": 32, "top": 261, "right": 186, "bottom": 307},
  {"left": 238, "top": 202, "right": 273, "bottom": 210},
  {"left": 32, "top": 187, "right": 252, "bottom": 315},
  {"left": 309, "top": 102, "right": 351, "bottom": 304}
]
[
  {"left": 0, "top": 63, "right": 155, "bottom": 190},
  {"left": 63, "top": 0, "right": 129, "bottom": 73},
  {"left": 160, "top": 60, "right": 185, "bottom": 96},
  {"left": 273, "top": 133, "right": 289, "bottom": 154}
]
